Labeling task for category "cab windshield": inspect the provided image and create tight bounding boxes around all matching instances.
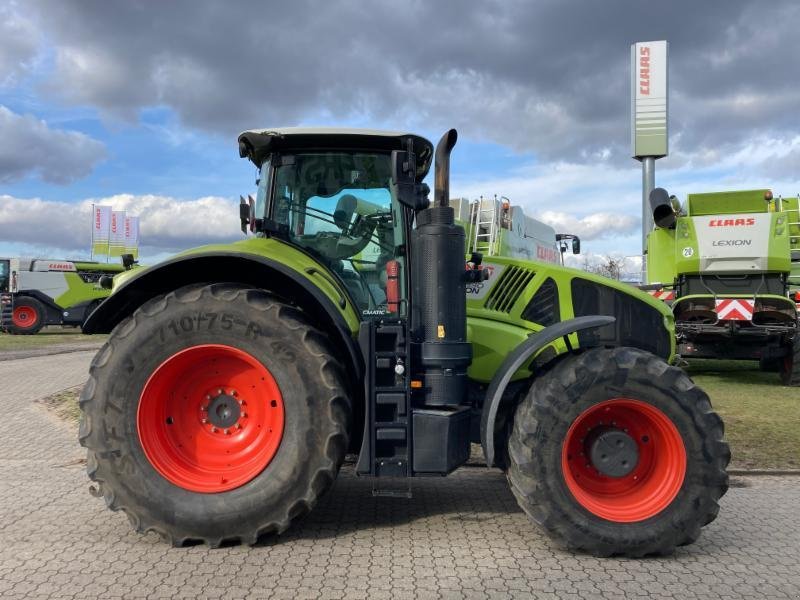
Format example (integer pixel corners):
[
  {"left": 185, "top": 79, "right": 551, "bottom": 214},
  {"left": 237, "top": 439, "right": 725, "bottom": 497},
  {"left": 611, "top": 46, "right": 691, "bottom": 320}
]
[{"left": 262, "top": 152, "right": 406, "bottom": 314}]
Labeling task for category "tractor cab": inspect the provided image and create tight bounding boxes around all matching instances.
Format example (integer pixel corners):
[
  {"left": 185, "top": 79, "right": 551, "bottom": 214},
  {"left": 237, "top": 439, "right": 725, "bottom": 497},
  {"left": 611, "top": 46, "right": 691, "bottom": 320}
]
[{"left": 239, "top": 128, "right": 434, "bottom": 317}]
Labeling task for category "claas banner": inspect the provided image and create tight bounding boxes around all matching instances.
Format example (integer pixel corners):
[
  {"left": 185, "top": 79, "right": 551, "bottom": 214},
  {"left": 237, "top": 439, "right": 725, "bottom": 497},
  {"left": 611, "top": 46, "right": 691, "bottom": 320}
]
[
  {"left": 124, "top": 216, "right": 140, "bottom": 259},
  {"left": 91, "top": 206, "right": 140, "bottom": 259},
  {"left": 108, "top": 211, "right": 127, "bottom": 257},
  {"left": 92, "top": 205, "right": 112, "bottom": 256}
]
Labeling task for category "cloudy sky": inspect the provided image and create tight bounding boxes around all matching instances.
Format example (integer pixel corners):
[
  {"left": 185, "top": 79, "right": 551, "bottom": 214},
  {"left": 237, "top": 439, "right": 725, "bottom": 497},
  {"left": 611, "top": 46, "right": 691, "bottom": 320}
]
[{"left": 2, "top": 1, "right": 800, "bottom": 275}]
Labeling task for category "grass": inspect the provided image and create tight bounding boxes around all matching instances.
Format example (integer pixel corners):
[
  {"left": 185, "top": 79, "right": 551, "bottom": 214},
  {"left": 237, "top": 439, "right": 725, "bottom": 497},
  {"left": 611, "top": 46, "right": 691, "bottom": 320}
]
[
  {"left": 0, "top": 327, "right": 106, "bottom": 351},
  {"left": 686, "top": 359, "right": 800, "bottom": 471},
  {"left": 37, "top": 358, "right": 799, "bottom": 471},
  {"left": 38, "top": 385, "right": 82, "bottom": 424}
]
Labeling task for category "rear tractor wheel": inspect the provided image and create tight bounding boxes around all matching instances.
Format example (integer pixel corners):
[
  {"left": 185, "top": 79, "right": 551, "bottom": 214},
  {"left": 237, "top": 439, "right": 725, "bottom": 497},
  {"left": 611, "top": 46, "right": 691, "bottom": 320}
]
[
  {"left": 507, "top": 346, "right": 729, "bottom": 557},
  {"left": 79, "top": 284, "right": 351, "bottom": 546},
  {"left": 8, "top": 297, "right": 45, "bottom": 335}
]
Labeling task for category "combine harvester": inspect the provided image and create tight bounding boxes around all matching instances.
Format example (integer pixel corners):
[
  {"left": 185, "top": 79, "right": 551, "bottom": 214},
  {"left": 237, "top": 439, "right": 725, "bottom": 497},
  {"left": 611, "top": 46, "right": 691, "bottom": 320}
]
[
  {"left": 451, "top": 196, "right": 580, "bottom": 265},
  {"left": 80, "top": 127, "right": 729, "bottom": 556},
  {"left": 0, "top": 257, "right": 129, "bottom": 334},
  {"left": 645, "top": 188, "right": 799, "bottom": 385}
]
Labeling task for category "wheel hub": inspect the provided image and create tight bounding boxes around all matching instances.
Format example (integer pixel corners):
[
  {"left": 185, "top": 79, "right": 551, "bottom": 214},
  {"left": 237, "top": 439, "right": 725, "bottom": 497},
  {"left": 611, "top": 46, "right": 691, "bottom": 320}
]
[
  {"left": 205, "top": 392, "right": 241, "bottom": 429},
  {"left": 587, "top": 428, "right": 639, "bottom": 477}
]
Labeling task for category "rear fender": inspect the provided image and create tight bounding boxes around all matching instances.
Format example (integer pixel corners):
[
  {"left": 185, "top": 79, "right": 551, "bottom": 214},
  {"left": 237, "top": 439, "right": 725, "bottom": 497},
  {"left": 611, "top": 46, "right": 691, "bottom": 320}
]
[
  {"left": 83, "top": 252, "right": 364, "bottom": 385},
  {"left": 480, "top": 315, "right": 615, "bottom": 468}
]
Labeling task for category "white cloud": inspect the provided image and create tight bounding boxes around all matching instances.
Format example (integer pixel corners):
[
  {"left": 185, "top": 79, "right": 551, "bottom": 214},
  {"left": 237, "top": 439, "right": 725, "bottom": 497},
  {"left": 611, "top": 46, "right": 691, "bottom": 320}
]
[
  {"left": 538, "top": 211, "right": 637, "bottom": 241},
  {"left": 0, "top": 193, "right": 242, "bottom": 259},
  {"left": 0, "top": 105, "right": 107, "bottom": 183},
  {"left": 0, "top": 4, "right": 40, "bottom": 85}
]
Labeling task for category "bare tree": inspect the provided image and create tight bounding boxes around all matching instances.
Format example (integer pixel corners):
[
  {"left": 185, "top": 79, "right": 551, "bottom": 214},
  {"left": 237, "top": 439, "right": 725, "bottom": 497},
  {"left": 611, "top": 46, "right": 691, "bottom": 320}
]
[{"left": 582, "top": 255, "right": 624, "bottom": 280}]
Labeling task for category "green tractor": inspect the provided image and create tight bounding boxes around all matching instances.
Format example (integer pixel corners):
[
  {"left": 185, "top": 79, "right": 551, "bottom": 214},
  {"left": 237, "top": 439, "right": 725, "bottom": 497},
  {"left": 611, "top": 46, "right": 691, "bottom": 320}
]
[
  {"left": 645, "top": 188, "right": 799, "bottom": 385},
  {"left": 0, "top": 257, "right": 131, "bottom": 334},
  {"left": 81, "top": 128, "right": 729, "bottom": 556}
]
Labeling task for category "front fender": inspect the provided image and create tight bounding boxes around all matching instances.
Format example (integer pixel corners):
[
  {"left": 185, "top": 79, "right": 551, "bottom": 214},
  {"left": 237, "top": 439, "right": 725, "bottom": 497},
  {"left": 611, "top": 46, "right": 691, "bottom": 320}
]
[{"left": 479, "top": 315, "right": 615, "bottom": 468}]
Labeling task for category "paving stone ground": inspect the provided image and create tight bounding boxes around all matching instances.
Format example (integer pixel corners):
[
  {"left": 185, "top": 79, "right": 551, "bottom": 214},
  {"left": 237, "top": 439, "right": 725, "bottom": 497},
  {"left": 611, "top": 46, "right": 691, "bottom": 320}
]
[{"left": 0, "top": 350, "right": 798, "bottom": 599}]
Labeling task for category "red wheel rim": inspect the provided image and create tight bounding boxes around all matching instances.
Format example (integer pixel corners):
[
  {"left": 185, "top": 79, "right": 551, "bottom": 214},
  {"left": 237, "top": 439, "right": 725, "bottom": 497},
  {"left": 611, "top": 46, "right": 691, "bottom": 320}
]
[
  {"left": 561, "top": 398, "right": 686, "bottom": 522},
  {"left": 12, "top": 306, "right": 38, "bottom": 329},
  {"left": 137, "top": 344, "right": 285, "bottom": 493}
]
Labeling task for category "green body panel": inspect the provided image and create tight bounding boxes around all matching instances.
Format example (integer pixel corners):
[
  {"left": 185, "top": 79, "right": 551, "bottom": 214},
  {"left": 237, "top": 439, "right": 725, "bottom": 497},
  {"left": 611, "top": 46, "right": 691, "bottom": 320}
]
[
  {"left": 53, "top": 264, "right": 125, "bottom": 309},
  {"left": 686, "top": 189, "right": 771, "bottom": 216},
  {"left": 646, "top": 228, "right": 679, "bottom": 284},
  {"left": 113, "top": 237, "right": 363, "bottom": 335},
  {"left": 465, "top": 255, "right": 675, "bottom": 383}
]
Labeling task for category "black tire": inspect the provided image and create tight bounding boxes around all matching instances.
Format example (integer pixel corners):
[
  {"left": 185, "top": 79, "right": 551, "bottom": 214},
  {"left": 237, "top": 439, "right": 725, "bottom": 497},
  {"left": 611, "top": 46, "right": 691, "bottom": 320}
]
[
  {"left": 507, "top": 346, "right": 729, "bottom": 557},
  {"left": 779, "top": 336, "right": 800, "bottom": 386},
  {"left": 7, "top": 296, "right": 46, "bottom": 334},
  {"left": 79, "top": 283, "right": 351, "bottom": 546},
  {"left": 759, "top": 356, "right": 781, "bottom": 373},
  {"left": 80, "top": 300, "right": 100, "bottom": 332}
]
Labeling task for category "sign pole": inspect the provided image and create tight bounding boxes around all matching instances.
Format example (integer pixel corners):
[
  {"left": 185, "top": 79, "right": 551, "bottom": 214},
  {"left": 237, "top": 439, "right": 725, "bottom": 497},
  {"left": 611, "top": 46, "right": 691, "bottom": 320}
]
[{"left": 641, "top": 156, "right": 655, "bottom": 282}]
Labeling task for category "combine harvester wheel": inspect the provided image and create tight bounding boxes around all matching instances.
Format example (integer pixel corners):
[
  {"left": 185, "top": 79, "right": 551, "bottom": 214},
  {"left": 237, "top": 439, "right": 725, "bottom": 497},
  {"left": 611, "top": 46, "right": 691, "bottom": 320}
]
[{"left": 8, "top": 297, "right": 45, "bottom": 335}]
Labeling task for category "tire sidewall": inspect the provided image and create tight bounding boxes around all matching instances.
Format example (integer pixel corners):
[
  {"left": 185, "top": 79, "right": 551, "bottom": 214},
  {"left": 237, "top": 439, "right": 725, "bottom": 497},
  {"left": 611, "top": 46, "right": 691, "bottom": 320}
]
[{"left": 90, "top": 288, "right": 343, "bottom": 535}]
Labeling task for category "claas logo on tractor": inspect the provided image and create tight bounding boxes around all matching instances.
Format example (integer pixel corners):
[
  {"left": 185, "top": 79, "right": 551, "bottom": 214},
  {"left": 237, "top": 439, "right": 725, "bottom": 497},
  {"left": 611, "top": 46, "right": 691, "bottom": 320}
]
[{"left": 78, "top": 128, "right": 730, "bottom": 557}]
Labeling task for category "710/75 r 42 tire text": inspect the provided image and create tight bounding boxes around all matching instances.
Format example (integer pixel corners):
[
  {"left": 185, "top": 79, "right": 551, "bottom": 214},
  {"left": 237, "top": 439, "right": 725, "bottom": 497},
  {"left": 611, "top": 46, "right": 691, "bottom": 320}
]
[
  {"left": 507, "top": 346, "right": 730, "bottom": 557},
  {"left": 78, "top": 284, "right": 351, "bottom": 547}
]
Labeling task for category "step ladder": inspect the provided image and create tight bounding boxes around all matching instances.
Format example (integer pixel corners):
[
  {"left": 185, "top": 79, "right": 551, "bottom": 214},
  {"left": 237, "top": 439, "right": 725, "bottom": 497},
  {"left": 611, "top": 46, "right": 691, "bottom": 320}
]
[
  {"left": 355, "top": 319, "right": 412, "bottom": 498},
  {"left": 470, "top": 197, "right": 500, "bottom": 256},
  {"left": 778, "top": 195, "right": 800, "bottom": 246}
]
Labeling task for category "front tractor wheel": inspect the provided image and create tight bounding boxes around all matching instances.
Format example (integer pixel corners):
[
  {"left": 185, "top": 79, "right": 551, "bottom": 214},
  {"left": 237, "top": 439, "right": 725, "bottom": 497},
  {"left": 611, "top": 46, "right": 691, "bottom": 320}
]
[
  {"left": 79, "top": 284, "right": 351, "bottom": 546},
  {"left": 507, "top": 346, "right": 729, "bottom": 557}
]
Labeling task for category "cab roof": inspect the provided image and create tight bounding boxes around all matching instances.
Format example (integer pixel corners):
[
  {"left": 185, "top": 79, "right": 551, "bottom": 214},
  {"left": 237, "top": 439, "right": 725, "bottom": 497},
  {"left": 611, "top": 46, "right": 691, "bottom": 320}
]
[{"left": 237, "top": 127, "right": 434, "bottom": 180}]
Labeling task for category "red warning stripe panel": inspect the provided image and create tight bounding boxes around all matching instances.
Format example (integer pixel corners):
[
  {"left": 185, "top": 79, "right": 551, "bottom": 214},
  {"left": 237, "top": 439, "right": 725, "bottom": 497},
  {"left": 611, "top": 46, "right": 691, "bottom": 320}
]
[
  {"left": 646, "top": 290, "right": 675, "bottom": 301},
  {"left": 714, "top": 299, "right": 754, "bottom": 321}
]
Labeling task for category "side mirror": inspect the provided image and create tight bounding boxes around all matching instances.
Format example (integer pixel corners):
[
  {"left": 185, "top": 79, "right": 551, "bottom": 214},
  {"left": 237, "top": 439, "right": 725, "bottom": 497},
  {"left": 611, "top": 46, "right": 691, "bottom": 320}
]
[
  {"left": 390, "top": 149, "right": 428, "bottom": 211},
  {"left": 239, "top": 195, "right": 251, "bottom": 233},
  {"left": 572, "top": 237, "right": 581, "bottom": 255}
]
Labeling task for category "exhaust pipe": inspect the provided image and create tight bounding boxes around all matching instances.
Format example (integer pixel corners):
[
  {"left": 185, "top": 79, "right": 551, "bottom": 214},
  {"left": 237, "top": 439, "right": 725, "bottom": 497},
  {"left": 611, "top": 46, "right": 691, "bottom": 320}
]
[
  {"left": 649, "top": 187, "right": 681, "bottom": 229},
  {"left": 411, "top": 128, "right": 471, "bottom": 406},
  {"left": 434, "top": 129, "right": 458, "bottom": 208}
]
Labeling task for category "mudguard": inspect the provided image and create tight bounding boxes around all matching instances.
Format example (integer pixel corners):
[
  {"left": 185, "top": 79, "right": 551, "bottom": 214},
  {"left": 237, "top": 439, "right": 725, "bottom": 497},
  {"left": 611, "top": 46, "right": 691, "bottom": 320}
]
[
  {"left": 480, "top": 315, "right": 616, "bottom": 468},
  {"left": 83, "top": 251, "right": 364, "bottom": 382}
]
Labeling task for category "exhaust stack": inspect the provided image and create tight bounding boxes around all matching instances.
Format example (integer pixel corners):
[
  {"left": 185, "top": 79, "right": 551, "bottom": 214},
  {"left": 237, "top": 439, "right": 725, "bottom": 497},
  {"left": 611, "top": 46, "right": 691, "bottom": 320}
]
[
  {"left": 411, "top": 129, "right": 471, "bottom": 406},
  {"left": 649, "top": 187, "right": 681, "bottom": 229},
  {"left": 434, "top": 129, "right": 458, "bottom": 208}
]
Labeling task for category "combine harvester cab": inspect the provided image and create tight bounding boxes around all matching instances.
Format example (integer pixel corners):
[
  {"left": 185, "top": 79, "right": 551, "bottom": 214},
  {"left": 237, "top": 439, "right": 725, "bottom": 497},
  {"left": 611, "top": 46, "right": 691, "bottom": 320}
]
[
  {"left": 0, "top": 258, "right": 128, "bottom": 334},
  {"left": 646, "top": 188, "right": 799, "bottom": 385}
]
